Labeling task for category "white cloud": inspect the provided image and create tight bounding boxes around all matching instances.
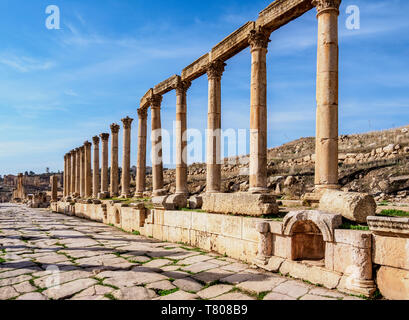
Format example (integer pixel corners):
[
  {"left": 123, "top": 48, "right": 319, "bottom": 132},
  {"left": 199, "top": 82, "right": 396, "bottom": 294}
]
[{"left": 0, "top": 53, "right": 55, "bottom": 73}]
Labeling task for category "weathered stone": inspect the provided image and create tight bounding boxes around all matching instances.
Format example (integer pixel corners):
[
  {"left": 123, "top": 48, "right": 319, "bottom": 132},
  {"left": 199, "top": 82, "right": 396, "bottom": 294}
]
[
  {"left": 202, "top": 192, "right": 279, "bottom": 216},
  {"left": 263, "top": 292, "right": 296, "bottom": 300},
  {"left": 368, "top": 216, "right": 409, "bottom": 237},
  {"left": 113, "top": 286, "right": 157, "bottom": 300},
  {"left": 212, "top": 292, "right": 255, "bottom": 300},
  {"left": 197, "top": 284, "right": 233, "bottom": 299},
  {"left": 188, "top": 196, "right": 203, "bottom": 209},
  {"left": 377, "top": 266, "right": 409, "bottom": 300},
  {"left": 319, "top": 190, "right": 376, "bottom": 223},
  {"left": 158, "top": 290, "right": 198, "bottom": 300},
  {"left": 0, "top": 286, "right": 19, "bottom": 300},
  {"left": 16, "top": 292, "right": 48, "bottom": 300},
  {"left": 146, "top": 280, "right": 176, "bottom": 291},
  {"left": 173, "top": 277, "right": 203, "bottom": 292},
  {"left": 42, "top": 278, "right": 98, "bottom": 300},
  {"left": 272, "top": 280, "right": 309, "bottom": 298},
  {"left": 237, "top": 276, "right": 286, "bottom": 294},
  {"left": 372, "top": 235, "right": 409, "bottom": 270}
]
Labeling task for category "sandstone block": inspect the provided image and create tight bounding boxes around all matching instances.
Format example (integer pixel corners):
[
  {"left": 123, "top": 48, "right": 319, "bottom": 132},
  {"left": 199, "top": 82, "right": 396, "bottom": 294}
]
[
  {"left": 188, "top": 196, "right": 203, "bottom": 209},
  {"left": 202, "top": 192, "right": 279, "bottom": 217},
  {"left": 319, "top": 190, "right": 376, "bottom": 223},
  {"left": 372, "top": 235, "right": 409, "bottom": 270},
  {"left": 377, "top": 266, "right": 409, "bottom": 300}
]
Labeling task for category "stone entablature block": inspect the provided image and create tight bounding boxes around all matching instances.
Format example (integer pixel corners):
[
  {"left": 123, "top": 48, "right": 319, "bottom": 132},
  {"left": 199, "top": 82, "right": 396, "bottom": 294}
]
[
  {"left": 153, "top": 74, "right": 180, "bottom": 96},
  {"left": 367, "top": 216, "right": 409, "bottom": 237},
  {"left": 181, "top": 53, "right": 210, "bottom": 82}
]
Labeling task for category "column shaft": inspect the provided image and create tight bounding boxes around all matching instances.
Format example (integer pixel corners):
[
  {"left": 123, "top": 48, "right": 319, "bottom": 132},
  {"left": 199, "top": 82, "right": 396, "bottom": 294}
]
[
  {"left": 110, "top": 124, "right": 120, "bottom": 197},
  {"left": 121, "top": 117, "right": 133, "bottom": 198},
  {"left": 249, "top": 29, "right": 270, "bottom": 193},
  {"left": 100, "top": 133, "right": 110, "bottom": 196},
  {"left": 63, "top": 155, "right": 67, "bottom": 197},
  {"left": 150, "top": 95, "right": 165, "bottom": 196},
  {"left": 84, "top": 141, "right": 92, "bottom": 198},
  {"left": 79, "top": 146, "right": 85, "bottom": 198},
  {"left": 70, "top": 150, "right": 76, "bottom": 196},
  {"left": 314, "top": 0, "right": 341, "bottom": 190},
  {"left": 92, "top": 136, "right": 100, "bottom": 198},
  {"left": 135, "top": 109, "right": 147, "bottom": 198},
  {"left": 66, "top": 153, "right": 72, "bottom": 196},
  {"left": 75, "top": 148, "right": 80, "bottom": 195},
  {"left": 206, "top": 60, "right": 225, "bottom": 193}
]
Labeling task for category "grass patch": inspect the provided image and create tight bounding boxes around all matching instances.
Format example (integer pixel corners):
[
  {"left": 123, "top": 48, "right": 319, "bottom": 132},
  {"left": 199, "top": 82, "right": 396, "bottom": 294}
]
[
  {"left": 260, "top": 212, "right": 287, "bottom": 221},
  {"left": 0, "top": 257, "right": 6, "bottom": 263},
  {"left": 378, "top": 209, "right": 409, "bottom": 217},
  {"left": 158, "top": 288, "right": 179, "bottom": 296},
  {"left": 104, "top": 293, "right": 117, "bottom": 300},
  {"left": 257, "top": 291, "right": 269, "bottom": 300},
  {"left": 340, "top": 222, "right": 369, "bottom": 231},
  {"left": 181, "top": 208, "right": 206, "bottom": 213},
  {"left": 132, "top": 231, "right": 141, "bottom": 236},
  {"left": 378, "top": 201, "right": 390, "bottom": 207},
  {"left": 180, "top": 246, "right": 206, "bottom": 254}
]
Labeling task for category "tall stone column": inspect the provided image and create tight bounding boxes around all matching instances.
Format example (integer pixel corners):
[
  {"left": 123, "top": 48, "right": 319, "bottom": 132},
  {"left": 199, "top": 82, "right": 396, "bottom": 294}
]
[
  {"left": 66, "top": 152, "right": 72, "bottom": 197},
  {"left": 50, "top": 175, "right": 58, "bottom": 202},
  {"left": 110, "top": 124, "right": 120, "bottom": 197},
  {"left": 174, "top": 80, "right": 191, "bottom": 195},
  {"left": 79, "top": 146, "right": 85, "bottom": 198},
  {"left": 121, "top": 117, "right": 133, "bottom": 198},
  {"left": 248, "top": 28, "right": 270, "bottom": 194},
  {"left": 84, "top": 141, "right": 92, "bottom": 198},
  {"left": 63, "top": 154, "right": 67, "bottom": 197},
  {"left": 100, "top": 133, "right": 110, "bottom": 198},
  {"left": 70, "top": 150, "right": 76, "bottom": 196},
  {"left": 135, "top": 109, "right": 147, "bottom": 198},
  {"left": 206, "top": 60, "right": 226, "bottom": 193},
  {"left": 75, "top": 148, "right": 80, "bottom": 196},
  {"left": 313, "top": 0, "right": 341, "bottom": 191},
  {"left": 150, "top": 95, "right": 165, "bottom": 197},
  {"left": 92, "top": 136, "right": 100, "bottom": 199}
]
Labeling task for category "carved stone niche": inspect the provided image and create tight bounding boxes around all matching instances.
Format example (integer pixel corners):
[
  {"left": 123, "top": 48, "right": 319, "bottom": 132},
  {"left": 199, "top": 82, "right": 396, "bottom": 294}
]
[{"left": 283, "top": 210, "right": 342, "bottom": 262}]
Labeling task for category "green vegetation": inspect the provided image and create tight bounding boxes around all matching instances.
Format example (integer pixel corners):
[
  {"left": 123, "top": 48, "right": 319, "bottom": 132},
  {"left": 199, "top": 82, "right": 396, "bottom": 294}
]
[
  {"left": 132, "top": 231, "right": 141, "bottom": 236},
  {"left": 181, "top": 208, "right": 206, "bottom": 213},
  {"left": 104, "top": 293, "right": 117, "bottom": 300},
  {"left": 378, "top": 209, "right": 409, "bottom": 217},
  {"left": 158, "top": 288, "right": 179, "bottom": 296},
  {"left": 378, "top": 201, "right": 390, "bottom": 207},
  {"left": 0, "top": 257, "right": 6, "bottom": 263},
  {"left": 340, "top": 222, "right": 369, "bottom": 231},
  {"left": 260, "top": 212, "right": 287, "bottom": 221}
]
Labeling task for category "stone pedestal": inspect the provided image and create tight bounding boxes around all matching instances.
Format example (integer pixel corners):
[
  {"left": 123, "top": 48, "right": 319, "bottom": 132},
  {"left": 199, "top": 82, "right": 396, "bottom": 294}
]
[
  {"left": 206, "top": 60, "right": 225, "bottom": 193},
  {"left": 135, "top": 109, "right": 147, "bottom": 198},
  {"left": 100, "top": 133, "right": 110, "bottom": 198},
  {"left": 121, "top": 117, "right": 133, "bottom": 198},
  {"left": 313, "top": 0, "right": 341, "bottom": 191},
  {"left": 248, "top": 28, "right": 270, "bottom": 194},
  {"left": 175, "top": 80, "right": 191, "bottom": 196},
  {"left": 92, "top": 136, "right": 100, "bottom": 199},
  {"left": 110, "top": 124, "right": 120, "bottom": 197},
  {"left": 150, "top": 95, "right": 166, "bottom": 197},
  {"left": 84, "top": 141, "right": 92, "bottom": 198}
]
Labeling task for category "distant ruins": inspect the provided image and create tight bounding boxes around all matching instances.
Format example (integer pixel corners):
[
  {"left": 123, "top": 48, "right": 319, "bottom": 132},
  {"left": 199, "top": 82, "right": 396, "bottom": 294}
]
[{"left": 51, "top": 0, "right": 409, "bottom": 300}]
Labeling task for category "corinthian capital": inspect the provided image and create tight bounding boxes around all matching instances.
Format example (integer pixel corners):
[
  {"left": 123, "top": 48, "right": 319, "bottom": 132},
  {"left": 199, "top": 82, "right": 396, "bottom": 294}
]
[
  {"left": 248, "top": 27, "right": 271, "bottom": 50},
  {"left": 100, "top": 133, "right": 110, "bottom": 141},
  {"left": 174, "top": 80, "right": 192, "bottom": 96},
  {"left": 148, "top": 94, "right": 163, "bottom": 109},
  {"left": 84, "top": 141, "right": 92, "bottom": 148},
  {"left": 137, "top": 108, "right": 148, "bottom": 119},
  {"left": 110, "top": 123, "right": 120, "bottom": 134},
  {"left": 206, "top": 60, "right": 226, "bottom": 80},
  {"left": 312, "top": 0, "right": 341, "bottom": 15},
  {"left": 92, "top": 136, "right": 100, "bottom": 145},
  {"left": 121, "top": 116, "right": 134, "bottom": 129}
]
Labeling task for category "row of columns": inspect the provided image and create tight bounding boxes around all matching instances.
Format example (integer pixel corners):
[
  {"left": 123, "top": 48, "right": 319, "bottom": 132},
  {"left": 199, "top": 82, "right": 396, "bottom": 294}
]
[{"left": 63, "top": 0, "right": 340, "bottom": 199}]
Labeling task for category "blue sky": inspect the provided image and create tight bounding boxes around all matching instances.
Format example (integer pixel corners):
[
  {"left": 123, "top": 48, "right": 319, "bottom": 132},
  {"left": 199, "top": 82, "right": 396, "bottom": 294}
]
[{"left": 0, "top": 0, "right": 408, "bottom": 175}]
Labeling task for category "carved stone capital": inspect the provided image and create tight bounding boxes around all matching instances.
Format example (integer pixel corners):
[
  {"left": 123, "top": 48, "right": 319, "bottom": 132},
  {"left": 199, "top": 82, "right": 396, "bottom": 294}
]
[
  {"left": 206, "top": 60, "right": 226, "bottom": 80},
  {"left": 84, "top": 141, "right": 91, "bottom": 148},
  {"left": 137, "top": 108, "right": 148, "bottom": 119},
  {"left": 74, "top": 148, "right": 80, "bottom": 153},
  {"left": 174, "top": 80, "right": 192, "bottom": 96},
  {"left": 121, "top": 116, "right": 134, "bottom": 129},
  {"left": 148, "top": 94, "right": 163, "bottom": 109},
  {"left": 70, "top": 150, "right": 76, "bottom": 156},
  {"left": 92, "top": 136, "right": 100, "bottom": 145},
  {"left": 79, "top": 146, "right": 85, "bottom": 152},
  {"left": 312, "top": 0, "right": 341, "bottom": 16},
  {"left": 248, "top": 28, "right": 271, "bottom": 50},
  {"left": 110, "top": 123, "right": 120, "bottom": 134},
  {"left": 100, "top": 133, "right": 110, "bottom": 141}
]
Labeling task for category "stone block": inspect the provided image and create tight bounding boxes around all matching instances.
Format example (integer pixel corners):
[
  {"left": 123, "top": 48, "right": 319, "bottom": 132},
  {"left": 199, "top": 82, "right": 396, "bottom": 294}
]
[
  {"left": 377, "top": 266, "right": 409, "bottom": 300},
  {"left": 202, "top": 192, "right": 279, "bottom": 217},
  {"left": 272, "top": 235, "right": 292, "bottom": 259},
  {"left": 166, "top": 194, "right": 188, "bottom": 210},
  {"left": 191, "top": 212, "right": 208, "bottom": 232},
  {"left": 368, "top": 216, "right": 409, "bottom": 237},
  {"left": 319, "top": 190, "right": 376, "bottom": 223},
  {"left": 242, "top": 218, "right": 262, "bottom": 242},
  {"left": 373, "top": 235, "right": 409, "bottom": 270},
  {"left": 333, "top": 229, "right": 372, "bottom": 248},
  {"left": 188, "top": 196, "right": 203, "bottom": 209}
]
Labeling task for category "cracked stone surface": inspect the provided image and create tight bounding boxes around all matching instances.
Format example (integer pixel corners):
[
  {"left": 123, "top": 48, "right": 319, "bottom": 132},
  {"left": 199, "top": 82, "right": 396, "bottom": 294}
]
[{"left": 0, "top": 204, "right": 363, "bottom": 300}]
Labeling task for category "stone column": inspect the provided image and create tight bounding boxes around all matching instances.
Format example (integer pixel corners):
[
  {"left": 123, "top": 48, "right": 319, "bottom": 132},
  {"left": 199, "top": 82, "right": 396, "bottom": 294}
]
[
  {"left": 84, "top": 141, "right": 92, "bottom": 198},
  {"left": 100, "top": 133, "right": 110, "bottom": 198},
  {"left": 174, "top": 80, "right": 191, "bottom": 195},
  {"left": 75, "top": 148, "right": 80, "bottom": 196},
  {"left": 313, "top": 0, "right": 341, "bottom": 191},
  {"left": 50, "top": 175, "right": 58, "bottom": 202},
  {"left": 206, "top": 60, "right": 226, "bottom": 193},
  {"left": 135, "top": 109, "right": 148, "bottom": 198},
  {"left": 70, "top": 150, "right": 76, "bottom": 196},
  {"left": 110, "top": 124, "right": 120, "bottom": 197},
  {"left": 79, "top": 146, "right": 85, "bottom": 198},
  {"left": 121, "top": 117, "right": 133, "bottom": 198},
  {"left": 66, "top": 152, "right": 72, "bottom": 197},
  {"left": 92, "top": 136, "right": 100, "bottom": 199},
  {"left": 63, "top": 154, "right": 67, "bottom": 197},
  {"left": 248, "top": 28, "right": 270, "bottom": 194},
  {"left": 150, "top": 95, "right": 165, "bottom": 197}
]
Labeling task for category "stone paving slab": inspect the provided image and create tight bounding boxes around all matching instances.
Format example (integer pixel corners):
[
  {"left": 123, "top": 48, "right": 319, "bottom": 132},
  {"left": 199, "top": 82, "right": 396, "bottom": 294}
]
[{"left": 0, "top": 204, "right": 364, "bottom": 301}]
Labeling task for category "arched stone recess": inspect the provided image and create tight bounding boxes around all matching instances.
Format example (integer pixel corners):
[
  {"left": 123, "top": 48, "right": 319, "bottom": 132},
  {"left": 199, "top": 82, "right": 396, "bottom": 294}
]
[{"left": 283, "top": 210, "right": 342, "bottom": 261}]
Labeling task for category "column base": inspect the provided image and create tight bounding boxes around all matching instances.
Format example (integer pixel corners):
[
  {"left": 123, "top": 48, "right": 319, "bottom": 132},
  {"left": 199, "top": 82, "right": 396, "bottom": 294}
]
[
  {"left": 119, "top": 193, "right": 132, "bottom": 199},
  {"left": 248, "top": 187, "right": 269, "bottom": 194},
  {"left": 98, "top": 192, "right": 110, "bottom": 200},
  {"left": 314, "top": 184, "right": 340, "bottom": 193},
  {"left": 134, "top": 192, "right": 144, "bottom": 198}
]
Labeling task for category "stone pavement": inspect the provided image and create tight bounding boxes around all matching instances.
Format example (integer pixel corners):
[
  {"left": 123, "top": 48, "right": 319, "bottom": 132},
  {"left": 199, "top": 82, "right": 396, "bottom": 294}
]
[{"left": 0, "top": 204, "right": 362, "bottom": 301}]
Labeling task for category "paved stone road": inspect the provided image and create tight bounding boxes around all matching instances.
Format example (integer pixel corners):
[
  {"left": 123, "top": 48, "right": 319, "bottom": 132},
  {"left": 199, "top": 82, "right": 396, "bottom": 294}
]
[{"left": 0, "top": 204, "right": 362, "bottom": 300}]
